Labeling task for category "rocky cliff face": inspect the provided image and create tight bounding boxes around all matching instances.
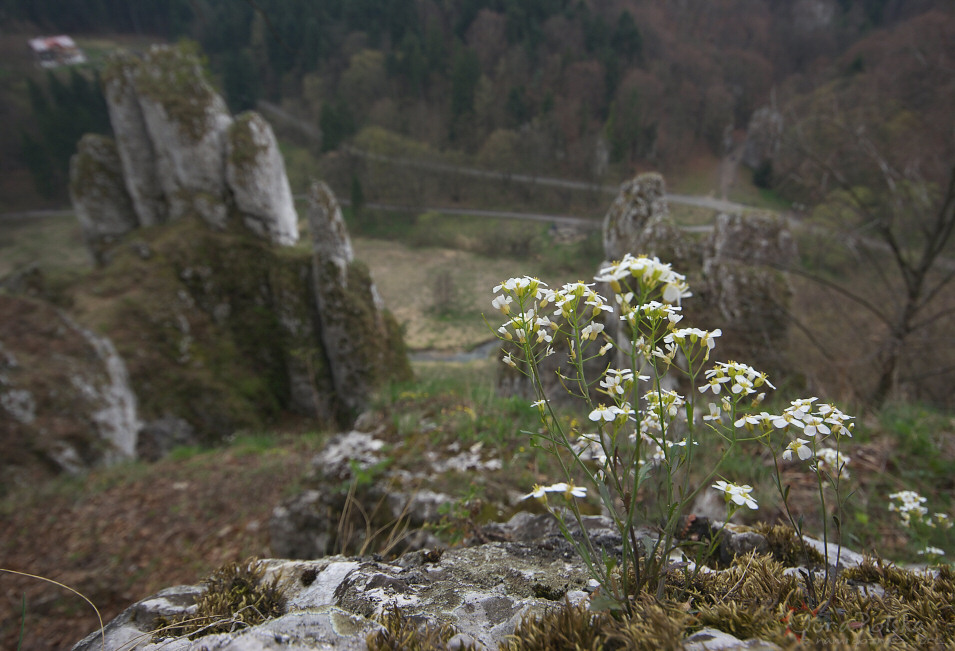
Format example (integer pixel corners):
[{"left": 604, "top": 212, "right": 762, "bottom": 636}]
[
  {"left": 227, "top": 112, "right": 299, "bottom": 246},
  {"left": 69, "top": 134, "right": 139, "bottom": 265},
  {"left": 31, "top": 43, "right": 408, "bottom": 471},
  {"left": 101, "top": 52, "right": 167, "bottom": 227},
  {"left": 0, "top": 295, "right": 140, "bottom": 493},
  {"left": 307, "top": 182, "right": 397, "bottom": 416},
  {"left": 77, "top": 43, "right": 299, "bottom": 259}
]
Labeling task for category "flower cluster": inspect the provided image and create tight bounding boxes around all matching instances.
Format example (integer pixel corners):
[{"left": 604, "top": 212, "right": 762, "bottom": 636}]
[
  {"left": 887, "top": 490, "right": 951, "bottom": 530},
  {"left": 732, "top": 397, "right": 854, "bottom": 483},
  {"left": 490, "top": 255, "right": 861, "bottom": 606},
  {"left": 701, "top": 361, "right": 773, "bottom": 398},
  {"left": 595, "top": 253, "right": 692, "bottom": 304}
]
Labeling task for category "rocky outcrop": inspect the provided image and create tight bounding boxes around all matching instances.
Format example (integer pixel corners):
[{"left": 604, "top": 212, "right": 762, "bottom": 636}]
[
  {"left": 57, "top": 44, "right": 407, "bottom": 451},
  {"left": 69, "top": 134, "right": 138, "bottom": 265},
  {"left": 603, "top": 172, "right": 676, "bottom": 262},
  {"left": 269, "top": 428, "right": 502, "bottom": 560},
  {"left": 498, "top": 172, "right": 798, "bottom": 400},
  {"left": 135, "top": 45, "right": 233, "bottom": 228},
  {"left": 73, "top": 508, "right": 874, "bottom": 651},
  {"left": 0, "top": 295, "right": 140, "bottom": 492},
  {"left": 91, "top": 44, "right": 299, "bottom": 259},
  {"left": 742, "top": 106, "right": 784, "bottom": 171},
  {"left": 308, "top": 182, "right": 396, "bottom": 416},
  {"left": 102, "top": 52, "right": 167, "bottom": 226},
  {"left": 226, "top": 112, "right": 299, "bottom": 246},
  {"left": 701, "top": 212, "right": 797, "bottom": 370}
]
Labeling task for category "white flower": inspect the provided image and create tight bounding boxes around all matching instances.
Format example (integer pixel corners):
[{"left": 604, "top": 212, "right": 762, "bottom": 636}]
[
  {"left": 491, "top": 294, "right": 512, "bottom": 314},
  {"left": 588, "top": 405, "right": 618, "bottom": 422},
  {"left": 581, "top": 321, "right": 605, "bottom": 340},
  {"left": 522, "top": 481, "right": 587, "bottom": 501},
  {"left": 599, "top": 368, "right": 634, "bottom": 395},
  {"left": 918, "top": 546, "right": 945, "bottom": 557},
  {"left": 772, "top": 410, "right": 805, "bottom": 430},
  {"left": 563, "top": 481, "right": 587, "bottom": 499},
  {"left": 502, "top": 353, "right": 517, "bottom": 368},
  {"left": 712, "top": 480, "right": 758, "bottom": 510},
  {"left": 783, "top": 438, "right": 813, "bottom": 461},
  {"left": 888, "top": 490, "right": 929, "bottom": 527},
  {"left": 522, "top": 484, "right": 548, "bottom": 500},
  {"left": 818, "top": 404, "right": 854, "bottom": 437},
  {"left": 703, "top": 402, "right": 722, "bottom": 422},
  {"left": 802, "top": 414, "right": 830, "bottom": 438}
]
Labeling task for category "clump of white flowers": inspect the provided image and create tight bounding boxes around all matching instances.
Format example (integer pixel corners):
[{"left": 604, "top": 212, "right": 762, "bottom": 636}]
[{"left": 489, "top": 254, "right": 866, "bottom": 608}]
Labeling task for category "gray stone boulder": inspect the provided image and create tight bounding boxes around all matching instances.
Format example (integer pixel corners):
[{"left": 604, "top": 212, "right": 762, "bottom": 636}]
[
  {"left": 74, "top": 517, "right": 598, "bottom": 651},
  {"left": 74, "top": 512, "right": 869, "bottom": 650},
  {"left": 136, "top": 416, "right": 198, "bottom": 462},
  {"left": 269, "top": 429, "right": 491, "bottom": 560},
  {"left": 69, "top": 134, "right": 138, "bottom": 265},
  {"left": 101, "top": 51, "right": 167, "bottom": 227},
  {"left": 226, "top": 111, "right": 299, "bottom": 246},
  {"left": 133, "top": 44, "right": 233, "bottom": 228},
  {"left": 602, "top": 172, "right": 688, "bottom": 264},
  {"left": 0, "top": 295, "right": 140, "bottom": 492},
  {"left": 701, "top": 212, "right": 797, "bottom": 370},
  {"left": 742, "top": 106, "right": 784, "bottom": 171},
  {"left": 308, "top": 181, "right": 396, "bottom": 416}
]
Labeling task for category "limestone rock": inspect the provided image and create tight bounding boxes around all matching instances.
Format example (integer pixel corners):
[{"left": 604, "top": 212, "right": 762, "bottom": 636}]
[
  {"left": 603, "top": 172, "right": 681, "bottom": 262},
  {"left": 73, "top": 510, "right": 876, "bottom": 651},
  {"left": 69, "top": 134, "right": 138, "bottom": 265},
  {"left": 133, "top": 44, "right": 233, "bottom": 228},
  {"left": 226, "top": 111, "right": 299, "bottom": 246},
  {"left": 74, "top": 535, "right": 595, "bottom": 651},
  {"left": 742, "top": 106, "right": 784, "bottom": 171},
  {"left": 101, "top": 51, "right": 167, "bottom": 226},
  {"left": 269, "top": 430, "right": 455, "bottom": 559},
  {"left": 0, "top": 295, "right": 140, "bottom": 492},
  {"left": 701, "top": 212, "right": 797, "bottom": 370},
  {"left": 684, "top": 628, "right": 782, "bottom": 650},
  {"left": 307, "top": 181, "right": 404, "bottom": 417}
]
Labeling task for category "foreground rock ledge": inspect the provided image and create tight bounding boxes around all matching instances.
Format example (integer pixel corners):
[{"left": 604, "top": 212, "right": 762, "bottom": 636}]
[
  {"left": 73, "top": 539, "right": 595, "bottom": 651},
  {"left": 73, "top": 513, "right": 871, "bottom": 651}
]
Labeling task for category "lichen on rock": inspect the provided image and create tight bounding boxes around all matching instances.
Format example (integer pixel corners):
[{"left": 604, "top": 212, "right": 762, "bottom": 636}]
[
  {"left": 101, "top": 50, "right": 168, "bottom": 227},
  {"left": 307, "top": 181, "right": 410, "bottom": 418},
  {"left": 69, "top": 134, "right": 138, "bottom": 265},
  {"left": 226, "top": 111, "right": 299, "bottom": 246},
  {"left": 132, "top": 44, "right": 233, "bottom": 229}
]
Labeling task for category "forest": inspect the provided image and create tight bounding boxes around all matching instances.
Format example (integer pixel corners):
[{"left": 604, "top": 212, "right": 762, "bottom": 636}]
[{"left": 3, "top": 0, "right": 952, "bottom": 203}]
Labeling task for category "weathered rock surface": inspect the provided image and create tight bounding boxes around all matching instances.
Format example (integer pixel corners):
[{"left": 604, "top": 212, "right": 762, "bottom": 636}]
[
  {"left": 226, "top": 111, "right": 299, "bottom": 246},
  {"left": 69, "top": 134, "right": 138, "bottom": 265},
  {"left": 0, "top": 295, "right": 140, "bottom": 492},
  {"left": 603, "top": 172, "right": 681, "bottom": 263},
  {"left": 74, "top": 510, "right": 866, "bottom": 651},
  {"left": 742, "top": 106, "right": 784, "bottom": 171},
  {"left": 701, "top": 212, "right": 797, "bottom": 369},
  {"left": 133, "top": 44, "right": 233, "bottom": 228},
  {"left": 57, "top": 42, "right": 408, "bottom": 452},
  {"left": 270, "top": 429, "right": 499, "bottom": 560},
  {"left": 308, "top": 181, "right": 399, "bottom": 416},
  {"left": 89, "top": 44, "right": 299, "bottom": 257},
  {"left": 102, "top": 51, "right": 167, "bottom": 226},
  {"left": 498, "top": 172, "right": 799, "bottom": 401}
]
